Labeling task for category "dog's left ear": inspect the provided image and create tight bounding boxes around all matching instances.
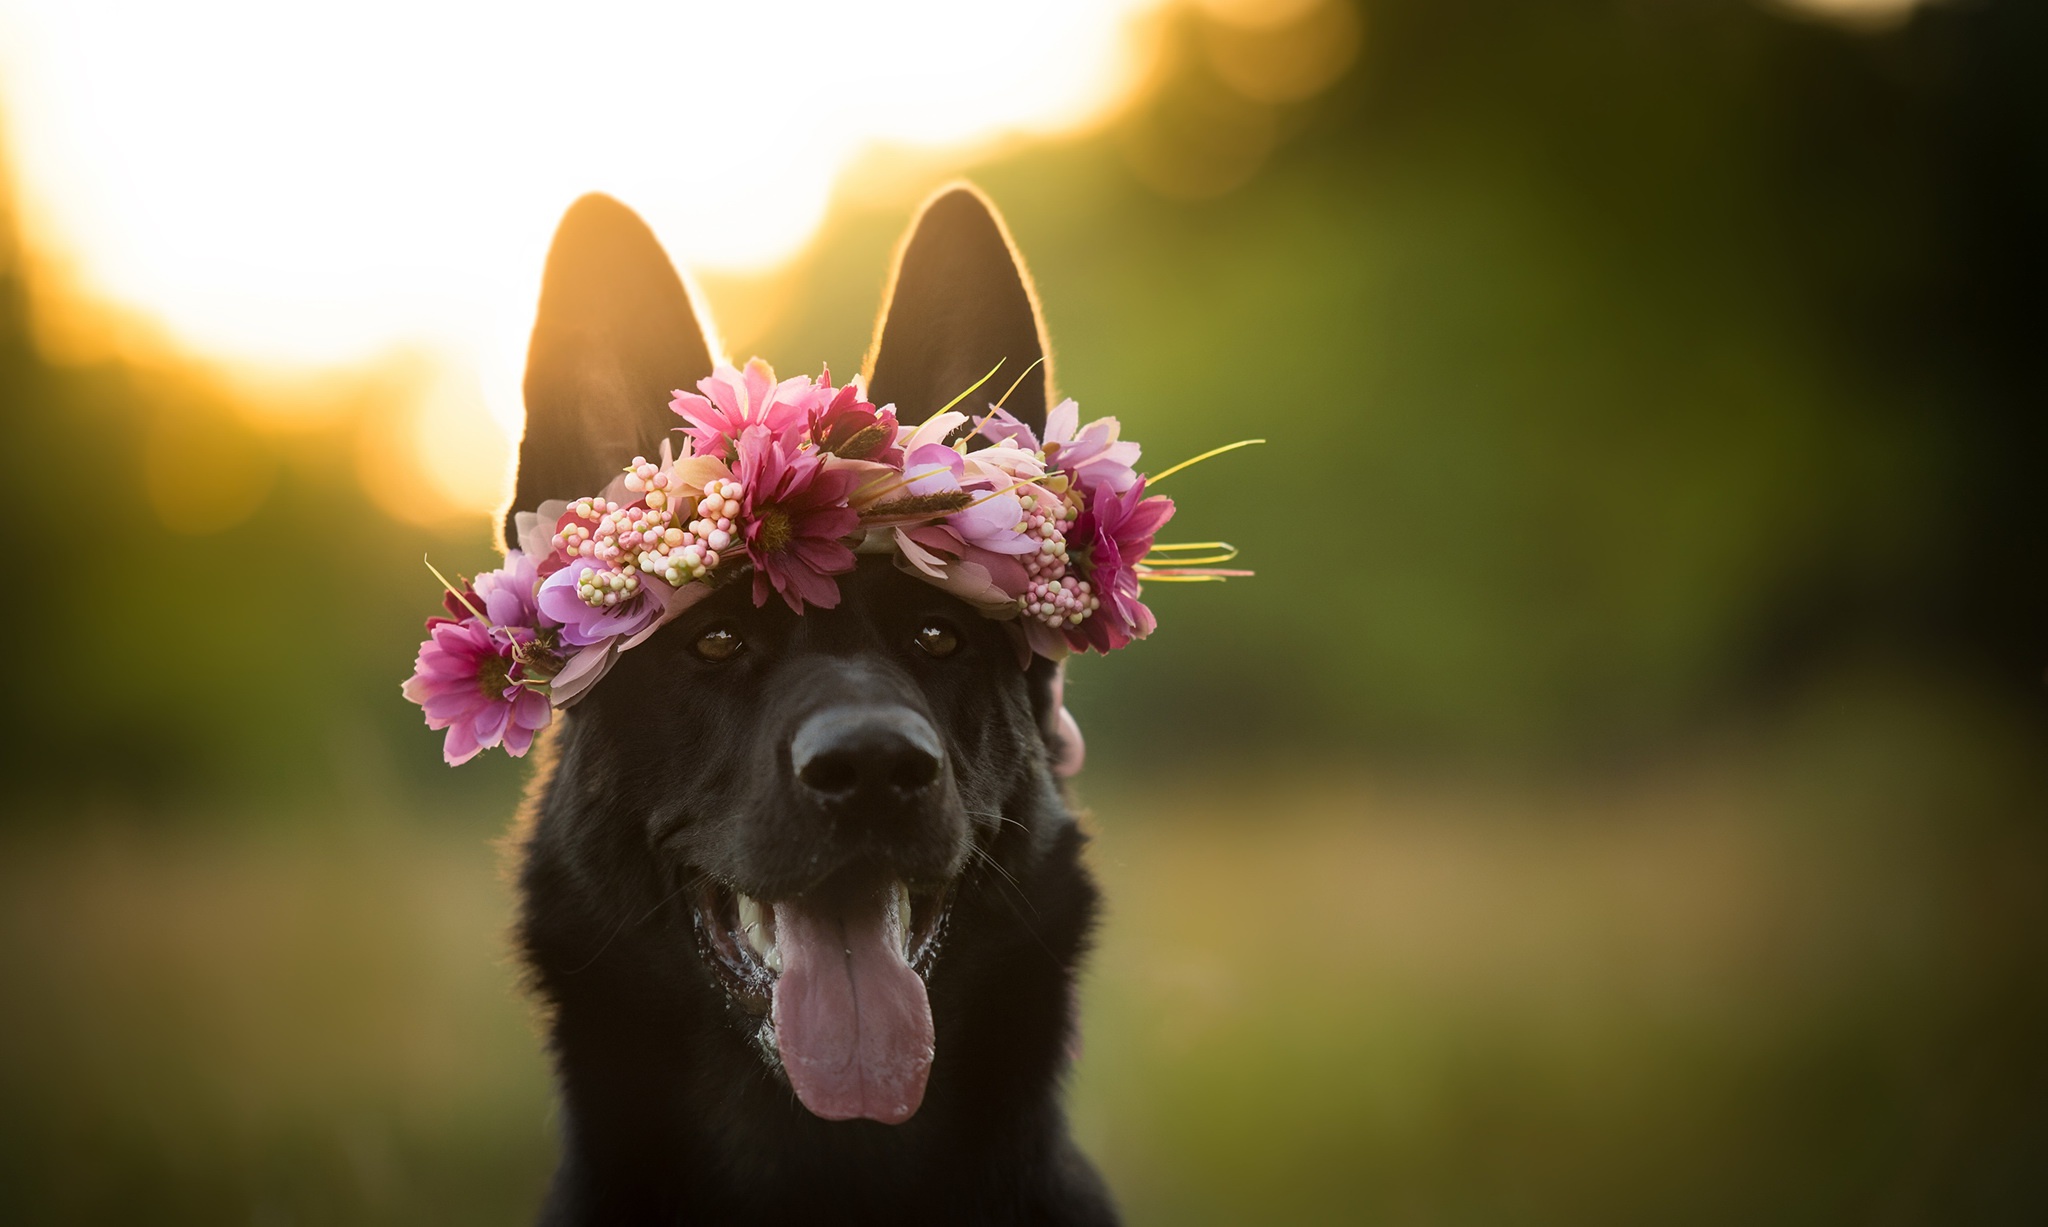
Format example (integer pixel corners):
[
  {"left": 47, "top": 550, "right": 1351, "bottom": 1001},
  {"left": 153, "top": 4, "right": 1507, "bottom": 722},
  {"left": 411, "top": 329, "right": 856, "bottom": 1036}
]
[
  {"left": 1029, "top": 656, "right": 1086, "bottom": 779},
  {"left": 503, "top": 193, "right": 716, "bottom": 546},
  {"left": 865, "top": 184, "right": 1051, "bottom": 439}
]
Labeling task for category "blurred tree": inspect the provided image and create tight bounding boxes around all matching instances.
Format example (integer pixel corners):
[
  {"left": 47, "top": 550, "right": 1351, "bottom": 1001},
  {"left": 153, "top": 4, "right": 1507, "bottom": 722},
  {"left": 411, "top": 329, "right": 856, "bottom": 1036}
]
[
  {"left": 0, "top": 155, "right": 519, "bottom": 812},
  {"left": 750, "top": 0, "right": 2046, "bottom": 764}
]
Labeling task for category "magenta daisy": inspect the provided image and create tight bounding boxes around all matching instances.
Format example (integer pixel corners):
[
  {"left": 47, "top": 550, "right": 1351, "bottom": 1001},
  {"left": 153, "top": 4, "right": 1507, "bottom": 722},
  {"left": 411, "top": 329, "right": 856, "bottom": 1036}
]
[
  {"left": 809, "top": 376, "right": 903, "bottom": 466},
  {"left": 1066, "top": 478, "right": 1175, "bottom": 653},
  {"left": 401, "top": 617, "right": 553, "bottom": 765},
  {"left": 734, "top": 425, "right": 861, "bottom": 613}
]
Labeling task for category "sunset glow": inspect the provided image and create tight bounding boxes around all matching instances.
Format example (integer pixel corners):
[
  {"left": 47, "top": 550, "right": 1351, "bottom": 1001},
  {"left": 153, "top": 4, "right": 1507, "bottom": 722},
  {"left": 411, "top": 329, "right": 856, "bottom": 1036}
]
[{"left": 0, "top": 0, "right": 1168, "bottom": 516}]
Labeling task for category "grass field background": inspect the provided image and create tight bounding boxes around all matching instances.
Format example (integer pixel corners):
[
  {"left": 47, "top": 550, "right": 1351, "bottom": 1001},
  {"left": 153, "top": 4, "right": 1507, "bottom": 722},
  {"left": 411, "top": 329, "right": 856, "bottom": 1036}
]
[{"left": 6, "top": 669, "right": 2039, "bottom": 1225}]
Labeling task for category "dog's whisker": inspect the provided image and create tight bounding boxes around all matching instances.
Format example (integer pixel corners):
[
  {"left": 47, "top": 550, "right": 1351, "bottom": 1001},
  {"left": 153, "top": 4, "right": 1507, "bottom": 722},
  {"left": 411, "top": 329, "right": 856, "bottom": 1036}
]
[
  {"left": 966, "top": 842, "right": 1039, "bottom": 921},
  {"left": 963, "top": 808, "right": 1031, "bottom": 836}
]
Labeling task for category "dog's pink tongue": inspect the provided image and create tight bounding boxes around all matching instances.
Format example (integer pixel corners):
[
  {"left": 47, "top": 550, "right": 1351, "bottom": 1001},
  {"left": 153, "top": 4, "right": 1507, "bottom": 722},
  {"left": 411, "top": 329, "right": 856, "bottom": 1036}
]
[{"left": 770, "top": 888, "right": 933, "bottom": 1124}]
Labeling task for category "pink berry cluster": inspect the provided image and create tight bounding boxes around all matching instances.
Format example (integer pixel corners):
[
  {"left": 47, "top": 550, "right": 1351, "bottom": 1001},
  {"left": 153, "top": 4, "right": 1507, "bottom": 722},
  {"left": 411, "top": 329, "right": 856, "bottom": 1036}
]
[
  {"left": 552, "top": 457, "right": 732, "bottom": 604},
  {"left": 1018, "top": 489, "right": 1100, "bottom": 630},
  {"left": 686, "top": 478, "right": 745, "bottom": 560}
]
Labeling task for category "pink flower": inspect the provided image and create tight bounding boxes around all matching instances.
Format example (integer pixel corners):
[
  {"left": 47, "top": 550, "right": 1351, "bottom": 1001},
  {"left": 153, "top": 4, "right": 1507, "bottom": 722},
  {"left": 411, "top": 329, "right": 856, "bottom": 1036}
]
[
  {"left": 1067, "top": 477, "right": 1174, "bottom": 653},
  {"left": 401, "top": 617, "right": 552, "bottom": 765},
  {"left": 735, "top": 425, "right": 860, "bottom": 612},
  {"left": 894, "top": 522, "right": 1031, "bottom": 614},
  {"left": 901, "top": 443, "right": 1036, "bottom": 558},
  {"left": 980, "top": 399, "right": 1140, "bottom": 495},
  {"left": 809, "top": 377, "right": 903, "bottom": 466},
  {"left": 670, "top": 359, "right": 819, "bottom": 459}
]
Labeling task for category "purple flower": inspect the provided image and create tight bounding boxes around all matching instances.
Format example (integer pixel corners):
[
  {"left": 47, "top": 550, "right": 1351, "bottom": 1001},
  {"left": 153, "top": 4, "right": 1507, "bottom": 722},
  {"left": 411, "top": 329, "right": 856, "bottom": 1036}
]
[
  {"left": 472, "top": 549, "right": 547, "bottom": 631},
  {"left": 901, "top": 443, "right": 1037, "bottom": 558},
  {"left": 401, "top": 617, "right": 552, "bottom": 765},
  {"left": 536, "top": 562, "right": 661, "bottom": 647},
  {"left": 1067, "top": 477, "right": 1174, "bottom": 653}
]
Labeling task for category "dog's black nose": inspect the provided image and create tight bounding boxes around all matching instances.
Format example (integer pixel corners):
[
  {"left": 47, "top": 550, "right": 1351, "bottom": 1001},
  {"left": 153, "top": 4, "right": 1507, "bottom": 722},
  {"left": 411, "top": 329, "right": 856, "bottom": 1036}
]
[{"left": 791, "top": 706, "right": 944, "bottom": 805}]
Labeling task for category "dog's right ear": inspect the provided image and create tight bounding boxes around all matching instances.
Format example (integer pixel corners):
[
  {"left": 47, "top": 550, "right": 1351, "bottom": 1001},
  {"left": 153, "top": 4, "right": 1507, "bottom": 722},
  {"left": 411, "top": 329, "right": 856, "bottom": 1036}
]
[
  {"left": 504, "top": 194, "right": 715, "bottom": 546},
  {"left": 864, "top": 185, "right": 1051, "bottom": 439}
]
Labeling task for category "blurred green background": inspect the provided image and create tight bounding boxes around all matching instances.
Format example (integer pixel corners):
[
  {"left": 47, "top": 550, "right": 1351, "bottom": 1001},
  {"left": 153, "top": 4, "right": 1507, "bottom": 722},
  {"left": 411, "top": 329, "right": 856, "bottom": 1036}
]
[{"left": 3, "top": 0, "right": 2046, "bottom": 1222}]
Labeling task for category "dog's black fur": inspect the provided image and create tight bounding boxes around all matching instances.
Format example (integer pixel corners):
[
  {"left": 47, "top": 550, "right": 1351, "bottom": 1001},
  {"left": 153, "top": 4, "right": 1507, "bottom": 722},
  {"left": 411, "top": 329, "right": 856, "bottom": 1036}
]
[{"left": 502, "top": 187, "right": 1118, "bottom": 1225}]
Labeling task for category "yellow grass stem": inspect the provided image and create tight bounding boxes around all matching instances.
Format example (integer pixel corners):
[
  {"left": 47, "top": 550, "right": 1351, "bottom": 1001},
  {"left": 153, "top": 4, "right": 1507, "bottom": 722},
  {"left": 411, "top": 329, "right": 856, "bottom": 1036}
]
[
  {"left": 1146, "top": 438, "right": 1266, "bottom": 487},
  {"left": 960, "top": 472, "right": 1056, "bottom": 511},
  {"left": 1145, "top": 541, "right": 1240, "bottom": 566},
  {"left": 424, "top": 556, "right": 490, "bottom": 624},
  {"left": 854, "top": 460, "right": 960, "bottom": 505},
  {"left": 927, "top": 359, "right": 1006, "bottom": 421},
  {"left": 995, "top": 356, "right": 1045, "bottom": 409}
]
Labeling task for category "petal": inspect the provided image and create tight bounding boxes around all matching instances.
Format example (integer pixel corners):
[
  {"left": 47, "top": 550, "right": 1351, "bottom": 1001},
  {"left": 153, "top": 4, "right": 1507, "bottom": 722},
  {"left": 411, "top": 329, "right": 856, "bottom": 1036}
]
[
  {"left": 1044, "top": 398, "right": 1079, "bottom": 446},
  {"left": 742, "top": 358, "right": 777, "bottom": 416},
  {"left": 963, "top": 547, "right": 1029, "bottom": 598},
  {"left": 670, "top": 390, "right": 713, "bottom": 421},
  {"left": 472, "top": 701, "right": 510, "bottom": 747},
  {"left": 787, "top": 535, "right": 855, "bottom": 574},
  {"left": 976, "top": 407, "right": 1039, "bottom": 453},
  {"left": 705, "top": 366, "right": 745, "bottom": 418},
  {"left": 421, "top": 690, "right": 485, "bottom": 721},
  {"left": 783, "top": 561, "right": 842, "bottom": 611},
  {"left": 548, "top": 641, "right": 617, "bottom": 708},
  {"left": 903, "top": 411, "right": 967, "bottom": 452},
  {"left": 1123, "top": 493, "right": 1176, "bottom": 541},
  {"left": 442, "top": 720, "right": 482, "bottom": 765},
  {"left": 510, "top": 688, "right": 553, "bottom": 731},
  {"left": 514, "top": 510, "right": 555, "bottom": 559},
  {"left": 893, "top": 529, "right": 950, "bottom": 578}
]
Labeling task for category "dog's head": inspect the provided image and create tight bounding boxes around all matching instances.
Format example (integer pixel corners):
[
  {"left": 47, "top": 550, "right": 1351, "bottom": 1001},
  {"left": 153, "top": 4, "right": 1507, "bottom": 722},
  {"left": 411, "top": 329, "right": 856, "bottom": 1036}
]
[{"left": 509, "top": 187, "right": 1072, "bottom": 1126}]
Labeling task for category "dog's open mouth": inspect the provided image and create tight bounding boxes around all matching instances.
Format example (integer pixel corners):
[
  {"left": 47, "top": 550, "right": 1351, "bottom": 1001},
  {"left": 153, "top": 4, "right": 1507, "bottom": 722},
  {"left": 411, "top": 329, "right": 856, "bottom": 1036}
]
[{"left": 692, "top": 876, "right": 954, "bottom": 1124}]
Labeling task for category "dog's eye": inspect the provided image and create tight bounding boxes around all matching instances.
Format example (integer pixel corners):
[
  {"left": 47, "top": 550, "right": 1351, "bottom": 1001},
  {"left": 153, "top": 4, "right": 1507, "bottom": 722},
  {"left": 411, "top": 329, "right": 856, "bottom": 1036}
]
[
  {"left": 913, "top": 620, "right": 960, "bottom": 659},
  {"left": 693, "top": 626, "right": 744, "bottom": 662}
]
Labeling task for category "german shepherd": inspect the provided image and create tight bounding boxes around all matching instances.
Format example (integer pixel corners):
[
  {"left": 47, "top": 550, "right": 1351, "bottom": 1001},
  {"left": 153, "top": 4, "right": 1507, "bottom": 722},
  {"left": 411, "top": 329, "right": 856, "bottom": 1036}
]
[{"left": 501, "top": 186, "right": 1118, "bottom": 1225}]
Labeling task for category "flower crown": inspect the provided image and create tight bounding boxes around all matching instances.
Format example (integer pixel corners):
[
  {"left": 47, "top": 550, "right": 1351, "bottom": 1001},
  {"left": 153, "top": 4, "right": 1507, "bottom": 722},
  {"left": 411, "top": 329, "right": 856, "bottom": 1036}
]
[{"left": 402, "top": 358, "right": 1255, "bottom": 765}]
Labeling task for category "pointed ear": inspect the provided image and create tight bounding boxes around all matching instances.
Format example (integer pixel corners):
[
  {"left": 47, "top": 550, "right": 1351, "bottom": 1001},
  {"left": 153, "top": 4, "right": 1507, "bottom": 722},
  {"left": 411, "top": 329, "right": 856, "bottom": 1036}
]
[
  {"left": 864, "top": 184, "right": 1050, "bottom": 438},
  {"left": 504, "top": 193, "right": 715, "bottom": 545}
]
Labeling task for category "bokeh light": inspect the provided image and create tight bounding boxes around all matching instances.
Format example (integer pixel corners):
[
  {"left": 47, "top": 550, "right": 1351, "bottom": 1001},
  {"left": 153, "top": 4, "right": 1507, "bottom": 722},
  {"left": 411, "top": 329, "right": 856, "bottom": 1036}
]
[{"left": 0, "top": 0, "right": 1172, "bottom": 510}]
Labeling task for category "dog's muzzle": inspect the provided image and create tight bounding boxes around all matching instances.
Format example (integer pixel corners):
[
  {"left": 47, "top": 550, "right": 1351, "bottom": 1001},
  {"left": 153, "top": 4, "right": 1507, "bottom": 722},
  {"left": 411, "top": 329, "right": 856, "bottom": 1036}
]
[{"left": 690, "top": 701, "right": 966, "bottom": 1126}]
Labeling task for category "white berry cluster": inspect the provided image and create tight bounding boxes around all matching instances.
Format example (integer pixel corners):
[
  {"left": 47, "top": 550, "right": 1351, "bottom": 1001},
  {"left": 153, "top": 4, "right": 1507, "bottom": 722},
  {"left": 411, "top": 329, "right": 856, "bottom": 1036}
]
[
  {"left": 573, "top": 564, "right": 640, "bottom": 607},
  {"left": 1018, "top": 490, "right": 1100, "bottom": 629}
]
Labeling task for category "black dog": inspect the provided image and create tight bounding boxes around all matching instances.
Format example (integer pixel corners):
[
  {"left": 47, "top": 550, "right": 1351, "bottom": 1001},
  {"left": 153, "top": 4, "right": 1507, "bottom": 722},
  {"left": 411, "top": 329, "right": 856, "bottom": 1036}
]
[{"left": 500, "top": 186, "right": 1119, "bottom": 1225}]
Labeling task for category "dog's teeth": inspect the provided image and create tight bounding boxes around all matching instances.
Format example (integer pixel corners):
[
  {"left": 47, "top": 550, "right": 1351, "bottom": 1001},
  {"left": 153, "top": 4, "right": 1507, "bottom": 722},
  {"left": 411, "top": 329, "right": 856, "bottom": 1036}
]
[
  {"left": 892, "top": 879, "right": 913, "bottom": 957},
  {"left": 737, "top": 892, "right": 777, "bottom": 967}
]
